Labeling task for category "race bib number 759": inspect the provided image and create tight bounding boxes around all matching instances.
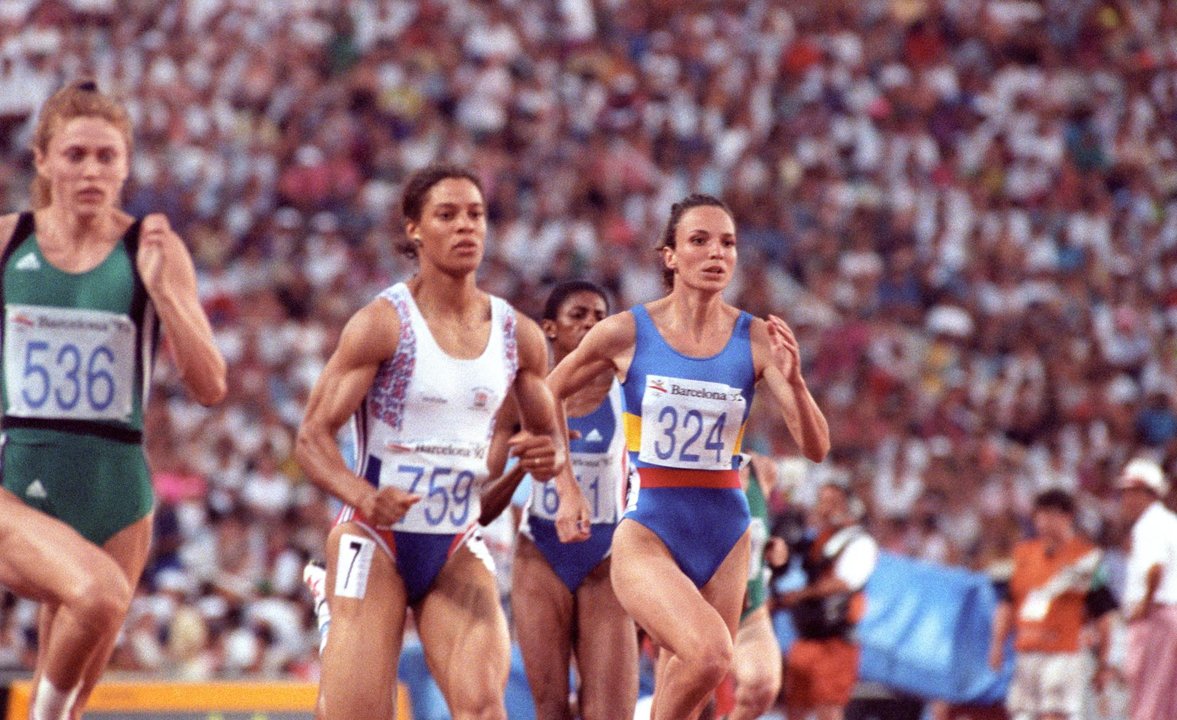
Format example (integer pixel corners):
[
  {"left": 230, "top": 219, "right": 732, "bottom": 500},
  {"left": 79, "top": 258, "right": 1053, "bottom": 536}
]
[
  {"left": 4, "top": 305, "right": 136, "bottom": 422},
  {"left": 378, "top": 440, "right": 489, "bottom": 533}
]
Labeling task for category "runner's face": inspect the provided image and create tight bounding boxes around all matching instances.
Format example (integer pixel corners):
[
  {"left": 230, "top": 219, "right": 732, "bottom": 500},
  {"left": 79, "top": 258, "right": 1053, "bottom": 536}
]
[
  {"left": 664, "top": 205, "right": 736, "bottom": 291},
  {"left": 408, "top": 178, "right": 486, "bottom": 275},
  {"left": 544, "top": 291, "right": 607, "bottom": 357},
  {"left": 35, "top": 116, "right": 129, "bottom": 216}
]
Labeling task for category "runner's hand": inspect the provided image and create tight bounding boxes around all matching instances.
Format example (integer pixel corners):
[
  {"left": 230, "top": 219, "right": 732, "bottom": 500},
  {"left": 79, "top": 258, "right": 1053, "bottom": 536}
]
[
  {"left": 508, "top": 430, "right": 564, "bottom": 481},
  {"left": 766, "top": 314, "right": 802, "bottom": 384},
  {"left": 361, "top": 486, "right": 421, "bottom": 527},
  {"left": 555, "top": 480, "right": 591, "bottom": 543},
  {"left": 139, "top": 213, "right": 177, "bottom": 295}
]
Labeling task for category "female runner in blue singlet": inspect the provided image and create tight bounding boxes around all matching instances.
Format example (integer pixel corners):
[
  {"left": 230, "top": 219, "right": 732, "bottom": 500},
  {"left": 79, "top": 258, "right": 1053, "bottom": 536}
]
[
  {"left": 480, "top": 280, "right": 638, "bottom": 720},
  {"left": 547, "top": 194, "right": 829, "bottom": 720}
]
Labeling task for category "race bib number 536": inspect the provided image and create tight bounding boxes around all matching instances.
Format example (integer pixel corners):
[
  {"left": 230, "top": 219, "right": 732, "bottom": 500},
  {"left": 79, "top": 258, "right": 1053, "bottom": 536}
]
[
  {"left": 638, "top": 375, "right": 745, "bottom": 470},
  {"left": 4, "top": 305, "right": 136, "bottom": 421}
]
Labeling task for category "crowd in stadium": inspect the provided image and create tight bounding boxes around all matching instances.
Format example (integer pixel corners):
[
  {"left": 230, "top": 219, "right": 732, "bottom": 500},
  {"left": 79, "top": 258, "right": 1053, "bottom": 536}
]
[{"left": 1, "top": 0, "right": 1176, "bottom": 702}]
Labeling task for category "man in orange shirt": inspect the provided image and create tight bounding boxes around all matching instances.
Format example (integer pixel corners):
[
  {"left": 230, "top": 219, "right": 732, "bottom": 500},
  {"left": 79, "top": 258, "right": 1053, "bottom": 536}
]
[{"left": 989, "top": 489, "right": 1118, "bottom": 720}]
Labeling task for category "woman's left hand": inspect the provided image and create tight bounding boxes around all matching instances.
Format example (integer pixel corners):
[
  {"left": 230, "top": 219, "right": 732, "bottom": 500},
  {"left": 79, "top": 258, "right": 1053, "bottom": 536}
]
[
  {"left": 766, "top": 314, "right": 803, "bottom": 384},
  {"left": 138, "top": 213, "right": 178, "bottom": 296}
]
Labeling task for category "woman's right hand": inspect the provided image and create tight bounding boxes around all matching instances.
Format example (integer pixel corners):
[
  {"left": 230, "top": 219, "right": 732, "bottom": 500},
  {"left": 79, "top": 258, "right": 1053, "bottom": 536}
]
[{"left": 360, "top": 486, "right": 421, "bottom": 528}]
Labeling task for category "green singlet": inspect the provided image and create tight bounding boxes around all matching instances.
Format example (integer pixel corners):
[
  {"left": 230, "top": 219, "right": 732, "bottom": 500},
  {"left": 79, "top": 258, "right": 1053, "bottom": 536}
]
[
  {"left": 0, "top": 213, "right": 157, "bottom": 545},
  {"left": 741, "top": 462, "right": 770, "bottom": 622}
]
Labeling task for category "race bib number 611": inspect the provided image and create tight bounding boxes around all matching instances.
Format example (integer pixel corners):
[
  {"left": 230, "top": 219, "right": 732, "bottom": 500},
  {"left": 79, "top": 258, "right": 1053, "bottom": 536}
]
[
  {"left": 4, "top": 305, "right": 136, "bottom": 422},
  {"left": 638, "top": 375, "right": 745, "bottom": 470}
]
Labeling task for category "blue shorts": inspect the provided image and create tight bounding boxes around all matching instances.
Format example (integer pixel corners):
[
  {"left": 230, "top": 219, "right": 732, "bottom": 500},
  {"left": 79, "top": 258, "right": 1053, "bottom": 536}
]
[
  {"left": 526, "top": 517, "right": 616, "bottom": 593},
  {"left": 625, "top": 484, "right": 749, "bottom": 588},
  {"left": 336, "top": 506, "right": 488, "bottom": 605},
  {"left": 393, "top": 529, "right": 475, "bottom": 605}
]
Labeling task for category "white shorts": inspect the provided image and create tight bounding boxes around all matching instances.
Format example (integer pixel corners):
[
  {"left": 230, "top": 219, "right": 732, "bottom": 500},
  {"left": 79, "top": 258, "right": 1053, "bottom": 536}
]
[{"left": 1006, "top": 650, "right": 1088, "bottom": 718}]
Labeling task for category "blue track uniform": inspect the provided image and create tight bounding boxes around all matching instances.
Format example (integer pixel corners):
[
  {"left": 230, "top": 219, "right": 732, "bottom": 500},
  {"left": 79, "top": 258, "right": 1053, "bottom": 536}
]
[
  {"left": 521, "top": 379, "right": 628, "bottom": 592},
  {"left": 621, "top": 305, "right": 756, "bottom": 587}
]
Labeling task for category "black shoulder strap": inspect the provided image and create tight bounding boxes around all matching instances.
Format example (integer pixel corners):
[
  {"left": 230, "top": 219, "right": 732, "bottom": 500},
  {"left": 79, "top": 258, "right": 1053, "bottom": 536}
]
[
  {"left": 0, "top": 212, "right": 36, "bottom": 278},
  {"left": 8, "top": 212, "right": 34, "bottom": 246},
  {"left": 122, "top": 216, "right": 144, "bottom": 258},
  {"left": 122, "top": 217, "right": 147, "bottom": 315},
  {"left": 0, "top": 212, "right": 37, "bottom": 335},
  {"left": 122, "top": 217, "right": 158, "bottom": 356}
]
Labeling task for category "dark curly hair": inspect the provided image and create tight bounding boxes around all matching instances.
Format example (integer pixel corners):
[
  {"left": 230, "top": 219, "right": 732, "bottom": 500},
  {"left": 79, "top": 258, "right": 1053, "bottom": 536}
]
[
  {"left": 541, "top": 280, "right": 611, "bottom": 321},
  {"left": 396, "top": 163, "right": 484, "bottom": 259}
]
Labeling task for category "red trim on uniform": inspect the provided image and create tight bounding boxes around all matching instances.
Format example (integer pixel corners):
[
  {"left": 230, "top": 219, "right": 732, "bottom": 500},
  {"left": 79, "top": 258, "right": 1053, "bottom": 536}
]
[
  {"left": 337, "top": 506, "right": 396, "bottom": 556},
  {"left": 637, "top": 467, "right": 740, "bottom": 489},
  {"left": 447, "top": 529, "right": 467, "bottom": 557}
]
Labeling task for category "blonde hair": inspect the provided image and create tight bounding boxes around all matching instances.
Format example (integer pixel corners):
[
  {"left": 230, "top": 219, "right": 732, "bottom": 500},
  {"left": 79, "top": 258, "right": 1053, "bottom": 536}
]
[{"left": 30, "top": 80, "right": 133, "bottom": 209}]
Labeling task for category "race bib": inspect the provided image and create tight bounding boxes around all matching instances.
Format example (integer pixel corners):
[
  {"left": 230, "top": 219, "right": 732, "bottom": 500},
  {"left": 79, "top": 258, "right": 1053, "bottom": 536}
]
[
  {"left": 530, "top": 451, "right": 621, "bottom": 524},
  {"left": 378, "top": 439, "right": 488, "bottom": 533},
  {"left": 4, "top": 304, "right": 135, "bottom": 422},
  {"left": 638, "top": 375, "right": 745, "bottom": 470}
]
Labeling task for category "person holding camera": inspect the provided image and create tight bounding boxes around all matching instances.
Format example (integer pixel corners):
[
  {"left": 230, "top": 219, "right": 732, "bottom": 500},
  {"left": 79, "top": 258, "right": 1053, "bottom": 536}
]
[{"left": 775, "top": 482, "right": 878, "bottom": 720}]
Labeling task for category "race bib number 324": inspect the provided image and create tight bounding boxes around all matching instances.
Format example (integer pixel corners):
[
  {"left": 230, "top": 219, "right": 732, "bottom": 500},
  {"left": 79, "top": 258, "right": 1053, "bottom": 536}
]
[
  {"left": 638, "top": 375, "right": 745, "bottom": 470},
  {"left": 4, "top": 305, "right": 136, "bottom": 422}
]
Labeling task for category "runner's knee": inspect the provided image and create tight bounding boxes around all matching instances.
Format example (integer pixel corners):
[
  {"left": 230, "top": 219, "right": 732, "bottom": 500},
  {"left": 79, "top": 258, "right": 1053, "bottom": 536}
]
[
  {"left": 736, "top": 674, "right": 778, "bottom": 715},
  {"left": 685, "top": 635, "right": 734, "bottom": 687},
  {"left": 447, "top": 673, "right": 508, "bottom": 720},
  {"left": 67, "top": 571, "right": 130, "bottom": 631}
]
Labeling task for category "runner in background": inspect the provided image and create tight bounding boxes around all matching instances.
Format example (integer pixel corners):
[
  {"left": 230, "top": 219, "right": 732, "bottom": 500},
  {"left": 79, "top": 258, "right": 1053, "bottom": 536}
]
[{"left": 481, "top": 280, "right": 639, "bottom": 720}]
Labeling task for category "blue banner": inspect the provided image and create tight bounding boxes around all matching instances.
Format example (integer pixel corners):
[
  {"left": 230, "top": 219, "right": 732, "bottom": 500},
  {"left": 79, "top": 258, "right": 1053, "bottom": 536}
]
[{"left": 775, "top": 551, "right": 1012, "bottom": 704}]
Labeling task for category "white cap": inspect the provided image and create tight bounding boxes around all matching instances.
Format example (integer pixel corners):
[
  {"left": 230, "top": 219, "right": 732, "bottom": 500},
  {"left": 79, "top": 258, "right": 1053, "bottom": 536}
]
[{"left": 1118, "top": 458, "right": 1170, "bottom": 496}]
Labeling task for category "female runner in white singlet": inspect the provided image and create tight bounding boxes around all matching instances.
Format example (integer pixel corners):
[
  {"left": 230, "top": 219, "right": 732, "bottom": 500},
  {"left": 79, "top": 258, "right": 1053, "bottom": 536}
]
[{"left": 295, "top": 164, "right": 566, "bottom": 720}]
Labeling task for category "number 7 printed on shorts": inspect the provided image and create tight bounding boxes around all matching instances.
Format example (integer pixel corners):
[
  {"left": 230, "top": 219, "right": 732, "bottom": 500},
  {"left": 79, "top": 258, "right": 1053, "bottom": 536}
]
[{"left": 334, "top": 534, "right": 375, "bottom": 600}]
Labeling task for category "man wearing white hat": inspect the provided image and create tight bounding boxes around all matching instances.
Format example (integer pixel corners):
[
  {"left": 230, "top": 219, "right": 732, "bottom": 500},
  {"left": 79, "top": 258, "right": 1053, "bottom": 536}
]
[{"left": 1117, "top": 457, "right": 1177, "bottom": 720}]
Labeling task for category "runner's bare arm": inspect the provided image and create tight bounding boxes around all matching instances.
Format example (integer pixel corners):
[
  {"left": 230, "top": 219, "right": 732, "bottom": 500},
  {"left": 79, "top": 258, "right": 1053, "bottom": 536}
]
[
  {"left": 137, "top": 213, "right": 226, "bottom": 405},
  {"left": 545, "top": 313, "right": 637, "bottom": 542},
  {"left": 752, "top": 315, "right": 829, "bottom": 463},
  {"left": 508, "top": 314, "right": 566, "bottom": 480},
  {"left": 547, "top": 312, "right": 636, "bottom": 401},
  {"left": 296, "top": 300, "right": 420, "bottom": 525},
  {"left": 481, "top": 398, "right": 526, "bottom": 525}
]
